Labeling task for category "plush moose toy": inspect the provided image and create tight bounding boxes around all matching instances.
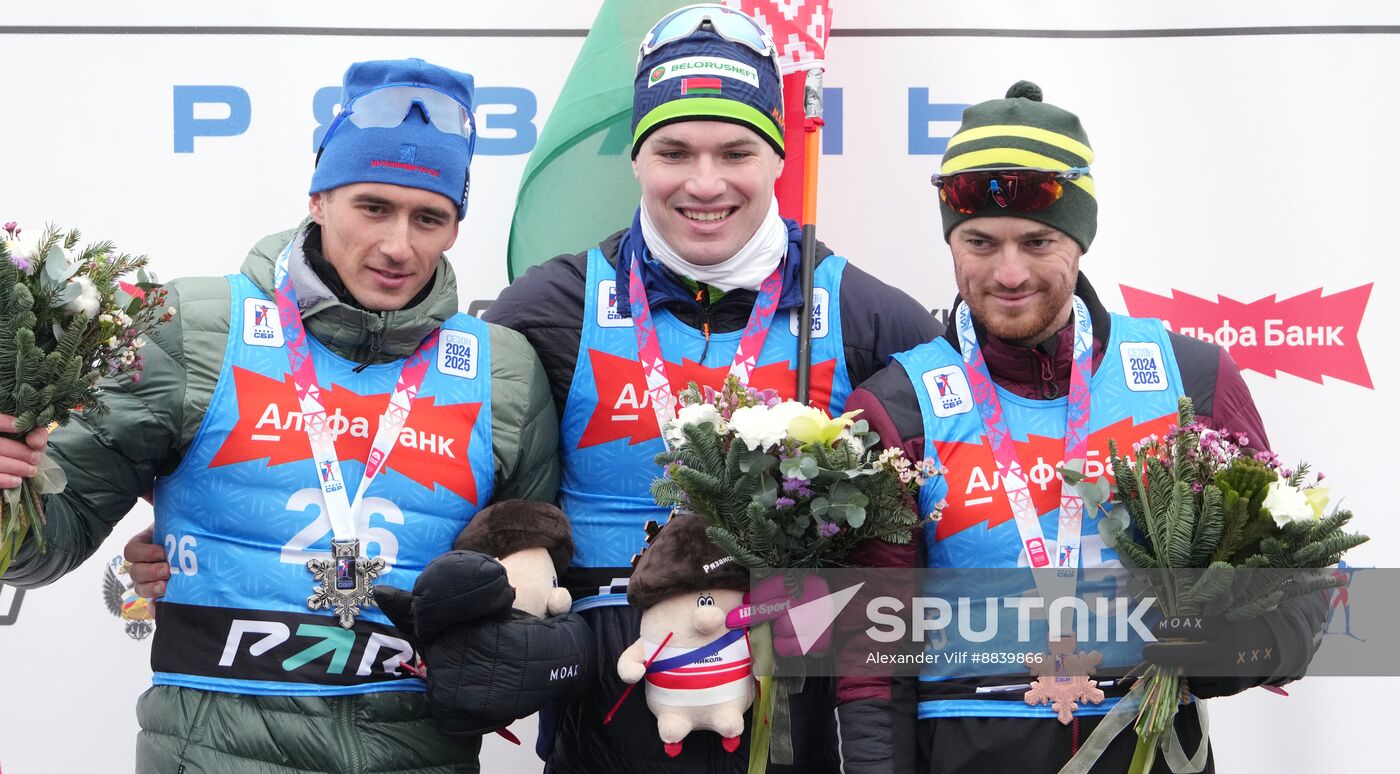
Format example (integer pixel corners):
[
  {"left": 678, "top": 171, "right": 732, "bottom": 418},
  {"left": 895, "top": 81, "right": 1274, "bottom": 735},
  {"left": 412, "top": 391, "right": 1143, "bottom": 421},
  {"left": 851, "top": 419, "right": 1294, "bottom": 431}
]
[
  {"left": 618, "top": 512, "right": 753, "bottom": 758},
  {"left": 374, "top": 500, "right": 592, "bottom": 737}
]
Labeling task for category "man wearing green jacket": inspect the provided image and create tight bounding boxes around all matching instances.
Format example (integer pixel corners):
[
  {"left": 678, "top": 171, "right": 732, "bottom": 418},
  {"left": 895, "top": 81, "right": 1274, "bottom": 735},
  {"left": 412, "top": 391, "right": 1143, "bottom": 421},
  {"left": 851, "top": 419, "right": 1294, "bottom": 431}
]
[{"left": 0, "top": 58, "right": 558, "bottom": 773}]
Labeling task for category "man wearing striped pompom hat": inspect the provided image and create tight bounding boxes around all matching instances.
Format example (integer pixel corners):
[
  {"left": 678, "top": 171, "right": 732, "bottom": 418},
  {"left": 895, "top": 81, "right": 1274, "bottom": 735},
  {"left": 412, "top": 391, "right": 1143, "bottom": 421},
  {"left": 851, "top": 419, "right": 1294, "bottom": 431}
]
[{"left": 846, "top": 81, "right": 1325, "bottom": 773}]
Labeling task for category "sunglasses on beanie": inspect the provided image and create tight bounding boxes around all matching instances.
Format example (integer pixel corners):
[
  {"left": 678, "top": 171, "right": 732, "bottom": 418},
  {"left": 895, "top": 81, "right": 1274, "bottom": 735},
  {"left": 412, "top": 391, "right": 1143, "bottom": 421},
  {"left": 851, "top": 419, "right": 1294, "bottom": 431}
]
[
  {"left": 930, "top": 166, "right": 1090, "bottom": 215},
  {"left": 640, "top": 3, "right": 778, "bottom": 62},
  {"left": 317, "top": 84, "right": 477, "bottom": 162},
  {"left": 637, "top": 3, "right": 784, "bottom": 100}
]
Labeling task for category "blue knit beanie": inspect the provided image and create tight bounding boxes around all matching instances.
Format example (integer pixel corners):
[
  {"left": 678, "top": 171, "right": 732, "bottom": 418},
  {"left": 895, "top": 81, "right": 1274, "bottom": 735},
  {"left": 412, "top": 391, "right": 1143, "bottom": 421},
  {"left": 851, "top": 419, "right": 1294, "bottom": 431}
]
[
  {"left": 632, "top": 28, "right": 784, "bottom": 158},
  {"left": 311, "top": 58, "right": 476, "bottom": 220}
]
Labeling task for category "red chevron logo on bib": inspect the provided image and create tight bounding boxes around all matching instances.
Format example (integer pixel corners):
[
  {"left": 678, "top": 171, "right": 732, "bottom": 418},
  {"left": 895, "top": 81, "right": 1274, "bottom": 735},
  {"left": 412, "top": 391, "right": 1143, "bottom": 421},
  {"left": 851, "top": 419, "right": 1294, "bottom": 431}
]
[
  {"left": 210, "top": 366, "right": 481, "bottom": 503},
  {"left": 578, "top": 348, "right": 837, "bottom": 448},
  {"left": 932, "top": 413, "right": 1176, "bottom": 539}
]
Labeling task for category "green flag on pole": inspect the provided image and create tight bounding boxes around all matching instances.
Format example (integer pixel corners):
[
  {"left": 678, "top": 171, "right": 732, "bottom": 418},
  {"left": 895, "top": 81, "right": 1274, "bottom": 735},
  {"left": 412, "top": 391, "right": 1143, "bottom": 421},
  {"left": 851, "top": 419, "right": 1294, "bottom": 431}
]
[{"left": 506, "top": 0, "right": 689, "bottom": 280}]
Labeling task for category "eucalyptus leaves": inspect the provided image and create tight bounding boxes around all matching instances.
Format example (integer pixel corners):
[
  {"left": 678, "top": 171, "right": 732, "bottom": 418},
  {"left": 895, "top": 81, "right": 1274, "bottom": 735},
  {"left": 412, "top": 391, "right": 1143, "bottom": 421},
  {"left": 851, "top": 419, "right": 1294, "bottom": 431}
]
[
  {"left": 0, "top": 223, "right": 173, "bottom": 574},
  {"left": 651, "top": 375, "right": 941, "bottom": 570}
]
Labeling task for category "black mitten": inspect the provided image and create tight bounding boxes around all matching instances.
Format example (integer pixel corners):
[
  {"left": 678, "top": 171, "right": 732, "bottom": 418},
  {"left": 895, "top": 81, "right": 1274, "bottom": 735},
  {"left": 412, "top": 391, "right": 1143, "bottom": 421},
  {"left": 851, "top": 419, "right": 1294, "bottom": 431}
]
[
  {"left": 372, "top": 549, "right": 594, "bottom": 736},
  {"left": 425, "top": 608, "right": 595, "bottom": 736},
  {"left": 406, "top": 550, "right": 516, "bottom": 643},
  {"left": 1143, "top": 613, "right": 1283, "bottom": 699},
  {"left": 373, "top": 584, "right": 418, "bottom": 636}
]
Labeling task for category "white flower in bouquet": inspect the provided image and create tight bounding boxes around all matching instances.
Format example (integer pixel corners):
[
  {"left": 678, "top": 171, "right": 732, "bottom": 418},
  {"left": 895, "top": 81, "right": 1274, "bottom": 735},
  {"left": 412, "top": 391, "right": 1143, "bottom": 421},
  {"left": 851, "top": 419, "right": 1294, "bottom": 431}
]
[
  {"left": 842, "top": 430, "right": 865, "bottom": 456},
  {"left": 62, "top": 275, "right": 102, "bottom": 318},
  {"left": 767, "top": 400, "right": 810, "bottom": 427},
  {"left": 651, "top": 375, "right": 933, "bottom": 573},
  {"left": 666, "top": 402, "right": 726, "bottom": 447},
  {"left": 1262, "top": 480, "right": 1314, "bottom": 525},
  {"left": 0, "top": 221, "right": 174, "bottom": 576},
  {"left": 4, "top": 233, "right": 39, "bottom": 272},
  {"left": 729, "top": 403, "right": 795, "bottom": 451}
]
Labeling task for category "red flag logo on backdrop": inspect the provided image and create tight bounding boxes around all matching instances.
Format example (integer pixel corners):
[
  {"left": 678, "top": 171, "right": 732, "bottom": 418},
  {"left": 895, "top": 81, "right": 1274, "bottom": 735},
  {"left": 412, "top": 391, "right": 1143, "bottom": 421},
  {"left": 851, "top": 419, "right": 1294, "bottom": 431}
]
[
  {"left": 1119, "top": 285, "right": 1373, "bottom": 389},
  {"left": 725, "top": 0, "right": 830, "bottom": 73}
]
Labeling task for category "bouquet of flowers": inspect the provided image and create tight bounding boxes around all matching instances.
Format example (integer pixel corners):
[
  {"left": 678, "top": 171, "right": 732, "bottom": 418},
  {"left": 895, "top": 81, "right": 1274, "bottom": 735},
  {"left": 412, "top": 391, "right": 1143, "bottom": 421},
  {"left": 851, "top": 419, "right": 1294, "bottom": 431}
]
[
  {"left": 649, "top": 375, "right": 940, "bottom": 773},
  {"left": 0, "top": 222, "right": 174, "bottom": 574},
  {"left": 1063, "top": 397, "right": 1368, "bottom": 774},
  {"left": 651, "top": 374, "right": 941, "bottom": 571}
]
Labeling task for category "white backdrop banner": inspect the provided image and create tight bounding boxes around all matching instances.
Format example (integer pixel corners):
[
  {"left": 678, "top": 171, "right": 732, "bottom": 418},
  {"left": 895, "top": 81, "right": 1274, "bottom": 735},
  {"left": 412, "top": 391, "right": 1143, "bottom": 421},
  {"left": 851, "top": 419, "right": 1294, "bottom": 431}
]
[{"left": 2, "top": 2, "right": 1397, "bottom": 772}]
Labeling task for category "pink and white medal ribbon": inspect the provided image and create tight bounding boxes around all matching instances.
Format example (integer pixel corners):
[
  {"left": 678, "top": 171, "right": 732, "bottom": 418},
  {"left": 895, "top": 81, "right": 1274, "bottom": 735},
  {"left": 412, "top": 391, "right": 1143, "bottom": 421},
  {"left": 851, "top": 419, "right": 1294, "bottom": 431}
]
[
  {"left": 626, "top": 254, "right": 784, "bottom": 448},
  {"left": 272, "top": 237, "right": 438, "bottom": 627},
  {"left": 953, "top": 295, "right": 1093, "bottom": 581},
  {"left": 954, "top": 296, "right": 1100, "bottom": 719}
]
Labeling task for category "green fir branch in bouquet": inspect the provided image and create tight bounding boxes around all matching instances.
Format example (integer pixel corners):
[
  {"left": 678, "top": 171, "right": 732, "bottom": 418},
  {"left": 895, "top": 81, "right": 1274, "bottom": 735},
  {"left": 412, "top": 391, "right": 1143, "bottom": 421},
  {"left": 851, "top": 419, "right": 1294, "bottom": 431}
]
[
  {"left": 649, "top": 375, "right": 949, "bottom": 772},
  {"left": 651, "top": 374, "right": 945, "bottom": 570},
  {"left": 0, "top": 222, "right": 175, "bottom": 574},
  {"left": 1061, "top": 396, "right": 1368, "bottom": 774}
]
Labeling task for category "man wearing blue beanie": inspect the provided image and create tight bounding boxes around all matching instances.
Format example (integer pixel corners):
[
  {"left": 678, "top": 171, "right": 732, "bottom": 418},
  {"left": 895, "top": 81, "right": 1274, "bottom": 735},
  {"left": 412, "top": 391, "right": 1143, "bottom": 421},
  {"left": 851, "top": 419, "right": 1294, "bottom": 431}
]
[
  {"left": 486, "top": 5, "right": 938, "bottom": 773},
  {"left": 0, "top": 58, "right": 565, "bottom": 773},
  {"left": 311, "top": 58, "right": 475, "bottom": 224}
]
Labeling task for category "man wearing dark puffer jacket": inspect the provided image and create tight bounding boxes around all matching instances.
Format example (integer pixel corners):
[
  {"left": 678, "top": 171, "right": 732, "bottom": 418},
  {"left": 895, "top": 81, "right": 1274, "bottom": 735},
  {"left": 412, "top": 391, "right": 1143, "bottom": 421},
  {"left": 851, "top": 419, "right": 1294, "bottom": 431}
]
[
  {"left": 485, "top": 6, "right": 938, "bottom": 773},
  {"left": 844, "top": 81, "right": 1327, "bottom": 773}
]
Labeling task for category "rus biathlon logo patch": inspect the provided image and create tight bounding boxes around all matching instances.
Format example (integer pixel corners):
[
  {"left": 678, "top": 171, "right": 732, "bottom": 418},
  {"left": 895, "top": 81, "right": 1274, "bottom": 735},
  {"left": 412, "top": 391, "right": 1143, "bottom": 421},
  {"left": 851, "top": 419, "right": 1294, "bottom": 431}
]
[
  {"left": 244, "top": 298, "right": 284, "bottom": 347},
  {"left": 596, "top": 280, "right": 632, "bottom": 329},
  {"left": 922, "top": 365, "right": 972, "bottom": 418}
]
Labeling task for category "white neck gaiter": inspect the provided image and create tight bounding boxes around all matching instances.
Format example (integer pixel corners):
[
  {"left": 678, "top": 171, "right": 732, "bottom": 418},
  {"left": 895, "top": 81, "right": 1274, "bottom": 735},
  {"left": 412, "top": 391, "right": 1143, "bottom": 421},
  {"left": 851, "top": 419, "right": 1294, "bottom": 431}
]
[{"left": 639, "top": 198, "right": 787, "bottom": 292}]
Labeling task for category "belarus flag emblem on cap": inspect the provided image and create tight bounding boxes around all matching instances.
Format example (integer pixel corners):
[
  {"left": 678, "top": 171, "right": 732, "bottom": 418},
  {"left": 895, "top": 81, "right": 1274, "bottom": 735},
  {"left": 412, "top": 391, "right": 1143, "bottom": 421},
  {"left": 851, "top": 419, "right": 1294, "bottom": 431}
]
[{"left": 680, "top": 77, "right": 723, "bottom": 96}]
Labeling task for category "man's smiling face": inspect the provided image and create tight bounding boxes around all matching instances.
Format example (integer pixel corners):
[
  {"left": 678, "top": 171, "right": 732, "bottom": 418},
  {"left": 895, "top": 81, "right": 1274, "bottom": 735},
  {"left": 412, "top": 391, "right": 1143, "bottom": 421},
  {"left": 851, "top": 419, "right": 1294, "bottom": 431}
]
[
  {"left": 950, "top": 217, "right": 1082, "bottom": 346},
  {"left": 633, "top": 120, "right": 783, "bottom": 266}
]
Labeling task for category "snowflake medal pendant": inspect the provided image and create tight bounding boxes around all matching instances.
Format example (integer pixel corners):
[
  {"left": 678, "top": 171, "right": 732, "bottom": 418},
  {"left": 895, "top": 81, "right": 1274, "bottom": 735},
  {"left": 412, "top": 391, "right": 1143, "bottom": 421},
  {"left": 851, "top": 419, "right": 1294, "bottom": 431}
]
[
  {"left": 307, "top": 538, "right": 385, "bottom": 628},
  {"left": 1024, "top": 635, "right": 1105, "bottom": 724}
]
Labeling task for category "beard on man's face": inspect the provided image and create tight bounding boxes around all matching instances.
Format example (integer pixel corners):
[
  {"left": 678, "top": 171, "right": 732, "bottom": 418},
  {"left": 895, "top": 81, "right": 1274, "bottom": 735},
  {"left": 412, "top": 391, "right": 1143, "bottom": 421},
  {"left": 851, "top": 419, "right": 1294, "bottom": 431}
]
[
  {"left": 968, "top": 295, "right": 1064, "bottom": 344},
  {"left": 957, "top": 272, "right": 1073, "bottom": 347}
]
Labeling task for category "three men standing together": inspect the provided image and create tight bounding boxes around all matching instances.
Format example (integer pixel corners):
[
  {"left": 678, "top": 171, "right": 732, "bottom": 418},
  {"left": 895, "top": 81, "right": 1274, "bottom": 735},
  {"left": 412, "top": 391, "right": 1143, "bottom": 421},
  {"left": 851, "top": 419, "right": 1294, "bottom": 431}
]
[{"left": 0, "top": 5, "right": 1324, "bottom": 774}]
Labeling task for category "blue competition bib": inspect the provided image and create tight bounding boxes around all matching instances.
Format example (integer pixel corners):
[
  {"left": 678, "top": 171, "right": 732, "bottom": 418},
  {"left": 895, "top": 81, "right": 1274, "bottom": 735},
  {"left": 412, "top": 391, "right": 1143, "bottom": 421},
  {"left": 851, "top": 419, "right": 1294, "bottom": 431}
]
[
  {"left": 897, "top": 314, "right": 1183, "bottom": 719},
  {"left": 150, "top": 275, "right": 495, "bottom": 696},
  {"left": 560, "top": 249, "right": 852, "bottom": 599}
]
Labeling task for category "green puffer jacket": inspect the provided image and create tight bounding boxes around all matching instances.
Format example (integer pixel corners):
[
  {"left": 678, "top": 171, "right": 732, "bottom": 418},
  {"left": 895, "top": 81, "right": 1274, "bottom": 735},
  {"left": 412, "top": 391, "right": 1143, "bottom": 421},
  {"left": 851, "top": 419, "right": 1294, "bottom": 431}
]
[{"left": 3, "top": 224, "right": 560, "bottom": 773}]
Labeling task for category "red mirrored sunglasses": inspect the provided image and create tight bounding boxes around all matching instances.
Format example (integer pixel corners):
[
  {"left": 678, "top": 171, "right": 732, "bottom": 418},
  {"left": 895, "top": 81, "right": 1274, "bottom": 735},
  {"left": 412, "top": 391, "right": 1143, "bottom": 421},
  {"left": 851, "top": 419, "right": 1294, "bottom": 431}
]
[{"left": 931, "top": 166, "right": 1090, "bottom": 215}]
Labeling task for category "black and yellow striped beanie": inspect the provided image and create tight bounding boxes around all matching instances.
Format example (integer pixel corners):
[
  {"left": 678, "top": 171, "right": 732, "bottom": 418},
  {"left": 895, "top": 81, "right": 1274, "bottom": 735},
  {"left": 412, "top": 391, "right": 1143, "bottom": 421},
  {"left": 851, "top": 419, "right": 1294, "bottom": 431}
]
[{"left": 939, "top": 81, "right": 1097, "bottom": 252}]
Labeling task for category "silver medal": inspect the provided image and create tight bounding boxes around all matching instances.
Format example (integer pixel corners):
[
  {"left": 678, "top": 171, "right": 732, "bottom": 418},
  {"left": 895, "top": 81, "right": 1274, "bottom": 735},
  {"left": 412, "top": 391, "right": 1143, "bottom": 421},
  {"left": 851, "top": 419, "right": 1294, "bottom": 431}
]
[{"left": 307, "top": 538, "right": 385, "bottom": 628}]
